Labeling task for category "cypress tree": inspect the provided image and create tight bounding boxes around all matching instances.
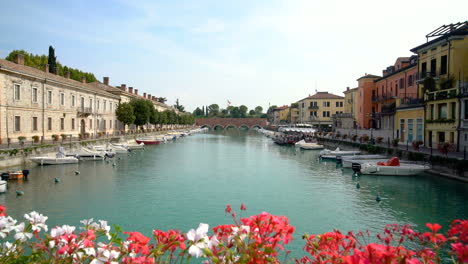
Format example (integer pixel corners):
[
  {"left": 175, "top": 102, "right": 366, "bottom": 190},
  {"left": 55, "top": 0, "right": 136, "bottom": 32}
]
[{"left": 48, "top": 46, "right": 57, "bottom": 74}]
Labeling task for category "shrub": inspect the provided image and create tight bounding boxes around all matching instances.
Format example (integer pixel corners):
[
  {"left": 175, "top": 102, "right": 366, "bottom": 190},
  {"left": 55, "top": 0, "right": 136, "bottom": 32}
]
[
  {"left": 32, "top": 135, "right": 40, "bottom": 143},
  {"left": 52, "top": 134, "right": 59, "bottom": 141},
  {"left": 392, "top": 138, "right": 400, "bottom": 147},
  {"left": 17, "top": 136, "right": 26, "bottom": 142},
  {"left": 60, "top": 134, "right": 68, "bottom": 140},
  {"left": 412, "top": 140, "right": 423, "bottom": 151},
  {"left": 376, "top": 136, "right": 383, "bottom": 144},
  {"left": 362, "top": 135, "right": 369, "bottom": 142},
  {"left": 351, "top": 135, "right": 358, "bottom": 141}
]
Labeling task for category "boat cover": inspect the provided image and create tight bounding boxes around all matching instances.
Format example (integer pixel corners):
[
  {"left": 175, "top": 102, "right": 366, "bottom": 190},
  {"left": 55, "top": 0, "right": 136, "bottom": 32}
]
[{"left": 377, "top": 157, "right": 400, "bottom": 166}]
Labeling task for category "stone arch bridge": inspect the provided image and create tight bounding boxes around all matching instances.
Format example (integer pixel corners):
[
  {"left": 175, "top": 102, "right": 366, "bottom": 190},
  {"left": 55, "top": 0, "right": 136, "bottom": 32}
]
[{"left": 195, "top": 118, "right": 268, "bottom": 130}]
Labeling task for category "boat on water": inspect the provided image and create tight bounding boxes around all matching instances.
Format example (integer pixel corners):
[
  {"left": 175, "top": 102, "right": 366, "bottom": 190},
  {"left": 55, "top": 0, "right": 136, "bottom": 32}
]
[
  {"left": 319, "top": 147, "right": 361, "bottom": 159},
  {"left": 136, "top": 137, "right": 161, "bottom": 145},
  {"left": 112, "top": 141, "right": 144, "bottom": 150},
  {"left": 30, "top": 147, "right": 79, "bottom": 165},
  {"left": 66, "top": 147, "right": 107, "bottom": 161},
  {"left": 93, "top": 144, "right": 128, "bottom": 154},
  {"left": 295, "top": 140, "right": 324, "bottom": 150},
  {"left": 357, "top": 157, "right": 430, "bottom": 176},
  {"left": 0, "top": 180, "right": 6, "bottom": 193},
  {"left": 1, "top": 171, "right": 24, "bottom": 180},
  {"left": 341, "top": 154, "right": 388, "bottom": 168}
]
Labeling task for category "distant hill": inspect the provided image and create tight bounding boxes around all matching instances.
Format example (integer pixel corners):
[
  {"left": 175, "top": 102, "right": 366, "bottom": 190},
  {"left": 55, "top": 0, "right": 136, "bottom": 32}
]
[{"left": 5, "top": 50, "right": 97, "bottom": 83}]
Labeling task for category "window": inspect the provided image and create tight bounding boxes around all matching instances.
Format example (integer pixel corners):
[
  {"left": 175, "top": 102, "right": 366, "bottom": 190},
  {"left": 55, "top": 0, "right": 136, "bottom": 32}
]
[
  {"left": 14, "top": 84, "right": 20, "bottom": 100},
  {"left": 32, "top": 117, "right": 38, "bottom": 131},
  {"left": 71, "top": 118, "right": 75, "bottom": 130},
  {"left": 60, "top": 93, "right": 65, "bottom": 106},
  {"left": 450, "top": 132, "right": 454, "bottom": 143},
  {"left": 430, "top": 59, "right": 436, "bottom": 75},
  {"left": 323, "top": 101, "right": 330, "bottom": 107},
  {"left": 97, "top": 120, "right": 100, "bottom": 129},
  {"left": 421, "top": 62, "right": 427, "bottom": 78},
  {"left": 14, "top": 116, "right": 20, "bottom": 131},
  {"left": 32, "top": 87, "right": 38, "bottom": 103},
  {"left": 48, "top": 118, "right": 52, "bottom": 130},
  {"left": 97, "top": 99, "right": 100, "bottom": 111},
  {"left": 104, "top": 100, "right": 107, "bottom": 111},
  {"left": 438, "top": 103, "right": 447, "bottom": 119},
  {"left": 322, "top": 111, "right": 330, "bottom": 117},
  {"left": 464, "top": 100, "right": 468, "bottom": 119},
  {"left": 400, "top": 119, "right": 405, "bottom": 141},
  {"left": 408, "top": 75, "right": 413, "bottom": 87},
  {"left": 430, "top": 104, "right": 435, "bottom": 120},
  {"left": 81, "top": 97, "right": 85, "bottom": 108},
  {"left": 110, "top": 103, "right": 112, "bottom": 112},
  {"left": 47, "top": 90, "right": 52, "bottom": 104},
  {"left": 399, "top": 78, "right": 404, "bottom": 89},
  {"left": 441, "top": 55, "right": 447, "bottom": 75},
  {"left": 408, "top": 119, "right": 414, "bottom": 142},
  {"left": 103, "top": 120, "right": 106, "bottom": 130},
  {"left": 110, "top": 120, "right": 112, "bottom": 129},
  {"left": 451, "top": 102, "right": 456, "bottom": 119},
  {"left": 416, "top": 119, "right": 423, "bottom": 141},
  {"left": 89, "top": 119, "right": 92, "bottom": 129},
  {"left": 60, "top": 118, "right": 64, "bottom": 130},
  {"left": 89, "top": 99, "right": 93, "bottom": 110},
  {"left": 71, "top": 95, "right": 75, "bottom": 107}
]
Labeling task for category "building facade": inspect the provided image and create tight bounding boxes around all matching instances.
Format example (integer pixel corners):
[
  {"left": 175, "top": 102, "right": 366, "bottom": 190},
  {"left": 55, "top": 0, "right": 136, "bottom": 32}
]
[
  {"left": 355, "top": 74, "right": 380, "bottom": 129},
  {"left": 297, "top": 92, "right": 344, "bottom": 128},
  {"left": 272, "top": 106, "right": 290, "bottom": 124},
  {"left": 411, "top": 22, "right": 468, "bottom": 149},
  {"left": 0, "top": 55, "right": 120, "bottom": 143}
]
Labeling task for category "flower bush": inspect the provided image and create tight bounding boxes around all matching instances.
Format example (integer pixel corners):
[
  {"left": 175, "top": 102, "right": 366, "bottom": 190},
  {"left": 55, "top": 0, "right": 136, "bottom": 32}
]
[{"left": 0, "top": 204, "right": 466, "bottom": 264}]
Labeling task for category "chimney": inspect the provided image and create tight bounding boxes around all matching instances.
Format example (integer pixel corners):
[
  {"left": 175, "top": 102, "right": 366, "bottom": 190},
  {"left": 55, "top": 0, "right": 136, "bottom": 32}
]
[
  {"left": 143, "top": 93, "right": 147, "bottom": 98},
  {"left": 346, "top": 87, "right": 350, "bottom": 91},
  {"left": 103, "top": 77, "right": 109, "bottom": 85},
  {"left": 151, "top": 96, "right": 155, "bottom": 101},
  {"left": 121, "top": 84, "right": 127, "bottom": 91},
  {"left": 14, "top": 54, "right": 24, "bottom": 65},
  {"left": 148, "top": 94, "right": 151, "bottom": 100},
  {"left": 135, "top": 89, "right": 138, "bottom": 95},
  {"left": 128, "top": 87, "right": 133, "bottom": 94},
  {"left": 80, "top": 76, "right": 86, "bottom": 83},
  {"left": 44, "top": 64, "right": 49, "bottom": 73},
  {"left": 65, "top": 71, "right": 71, "bottom": 79}
]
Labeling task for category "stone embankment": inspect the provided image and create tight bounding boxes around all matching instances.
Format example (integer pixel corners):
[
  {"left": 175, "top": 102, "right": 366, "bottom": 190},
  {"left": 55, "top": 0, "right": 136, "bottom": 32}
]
[
  {"left": 0, "top": 127, "right": 196, "bottom": 169},
  {"left": 316, "top": 136, "right": 468, "bottom": 183}
]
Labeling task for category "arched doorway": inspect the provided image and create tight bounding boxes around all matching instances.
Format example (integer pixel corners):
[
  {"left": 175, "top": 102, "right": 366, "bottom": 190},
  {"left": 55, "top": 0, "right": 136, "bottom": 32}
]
[{"left": 80, "top": 119, "right": 86, "bottom": 137}]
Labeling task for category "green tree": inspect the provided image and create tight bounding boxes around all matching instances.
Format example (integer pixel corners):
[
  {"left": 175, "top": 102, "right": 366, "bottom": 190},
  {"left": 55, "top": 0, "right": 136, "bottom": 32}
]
[
  {"left": 48, "top": 46, "right": 57, "bottom": 74},
  {"left": 174, "top": 98, "right": 185, "bottom": 112},
  {"left": 267, "top": 105, "right": 277, "bottom": 122},
  {"left": 115, "top": 103, "right": 135, "bottom": 130},
  {"left": 130, "top": 99, "right": 151, "bottom": 128},
  {"left": 231, "top": 107, "right": 241, "bottom": 118},
  {"left": 158, "top": 97, "right": 167, "bottom": 104},
  {"left": 255, "top": 106, "right": 263, "bottom": 116},
  {"left": 249, "top": 110, "right": 256, "bottom": 116},
  {"left": 239, "top": 105, "right": 248, "bottom": 118},
  {"left": 208, "top": 104, "right": 220, "bottom": 117},
  {"left": 193, "top": 107, "right": 204, "bottom": 117}
]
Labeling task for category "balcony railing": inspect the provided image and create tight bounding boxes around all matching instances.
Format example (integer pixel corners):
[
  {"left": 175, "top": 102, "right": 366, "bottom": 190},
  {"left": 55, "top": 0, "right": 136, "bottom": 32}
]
[
  {"left": 381, "top": 103, "right": 396, "bottom": 115},
  {"left": 400, "top": 96, "right": 424, "bottom": 106},
  {"left": 308, "top": 105, "right": 319, "bottom": 110},
  {"left": 424, "top": 87, "right": 458, "bottom": 101},
  {"left": 78, "top": 107, "right": 93, "bottom": 116}
]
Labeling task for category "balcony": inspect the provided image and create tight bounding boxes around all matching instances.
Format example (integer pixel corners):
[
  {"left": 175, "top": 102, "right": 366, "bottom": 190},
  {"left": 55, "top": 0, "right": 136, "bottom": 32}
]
[
  {"left": 381, "top": 102, "right": 396, "bottom": 115},
  {"left": 78, "top": 107, "right": 93, "bottom": 117},
  {"left": 424, "top": 87, "right": 458, "bottom": 101},
  {"left": 308, "top": 105, "right": 319, "bottom": 110},
  {"left": 399, "top": 94, "right": 424, "bottom": 106}
]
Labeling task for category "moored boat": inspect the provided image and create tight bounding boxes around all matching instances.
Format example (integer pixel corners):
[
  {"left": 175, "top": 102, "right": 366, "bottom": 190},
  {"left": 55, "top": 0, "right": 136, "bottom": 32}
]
[
  {"left": 30, "top": 147, "right": 79, "bottom": 165},
  {"left": 295, "top": 140, "right": 324, "bottom": 150},
  {"left": 0, "top": 180, "right": 6, "bottom": 193},
  {"left": 319, "top": 147, "right": 361, "bottom": 159},
  {"left": 341, "top": 155, "right": 388, "bottom": 168},
  {"left": 357, "top": 157, "right": 430, "bottom": 176},
  {"left": 136, "top": 137, "right": 161, "bottom": 145},
  {"left": 66, "top": 147, "right": 107, "bottom": 161}
]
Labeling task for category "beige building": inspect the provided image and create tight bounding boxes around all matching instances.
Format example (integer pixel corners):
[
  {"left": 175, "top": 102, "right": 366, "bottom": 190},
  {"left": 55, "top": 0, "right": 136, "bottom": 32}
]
[
  {"left": 297, "top": 92, "right": 344, "bottom": 128},
  {"left": 0, "top": 54, "right": 121, "bottom": 143},
  {"left": 272, "top": 106, "right": 290, "bottom": 124}
]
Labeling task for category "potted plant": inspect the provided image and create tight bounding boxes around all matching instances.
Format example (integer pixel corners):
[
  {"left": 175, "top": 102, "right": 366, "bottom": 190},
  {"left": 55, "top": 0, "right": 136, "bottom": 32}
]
[
  {"left": 32, "top": 135, "right": 40, "bottom": 143},
  {"left": 362, "top": 135, "right": 369, "bottom": 142},
  {"left": 392, "top": 138, "right": 400, "bottom": 147},
  {"left": 342, "top": 134, "right": 347, "bottom": 140},
  {"left": 52, "top": 134, "right": 59, "bottom": 142},
  {"left": 84, "top": 132, "right": 90, "bottom": 139},
  {"left": 61, "top": 134, "right": 68, "bottom": 142},
  {"left": 437, "top": 142, "right": 451, "bottom": 156},
  {"left": 18, "top": 136, "right": 26, "bottom": 145},
  {"left": 412, "top": 140, "right": 423, "bottom": 151},
  {"left": 376, "top": 137, "right": 383, "bottom": 144}
]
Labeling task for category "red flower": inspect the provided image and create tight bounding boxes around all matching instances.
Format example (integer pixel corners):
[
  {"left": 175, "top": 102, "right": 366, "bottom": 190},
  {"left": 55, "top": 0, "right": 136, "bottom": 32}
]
[
  {"left": 240, "top": 203, "right": 247, "bottom": 211},
  {"left": 423, "top": 223, "right": 446, "bottom": 244},
  {"left": 0, "top": 204, "right": 6, "bottom": 217},
  {"left": 125, "top": 231, "right": 151, "bottom": 255},
  {"left": 451, "top": 243, "right": 468, "bottom": 263},
  {"left": 225, "top": 205, "right": 232, "bottom": 214}
]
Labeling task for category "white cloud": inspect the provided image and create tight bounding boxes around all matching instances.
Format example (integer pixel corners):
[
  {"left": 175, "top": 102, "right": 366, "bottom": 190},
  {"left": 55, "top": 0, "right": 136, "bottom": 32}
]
[{"left": 191, "top": 19, "right": 226, "bottom": 33}]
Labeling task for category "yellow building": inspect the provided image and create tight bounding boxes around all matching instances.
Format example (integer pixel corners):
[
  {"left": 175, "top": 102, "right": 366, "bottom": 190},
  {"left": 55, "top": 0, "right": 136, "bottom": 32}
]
[
  {"left": 297, "top": 92, "right": 344, "bottom": 128},
  {"left": 410, "top": 21, "right": 468, "bottom": 149},
  {"left": 289, "top": 105, "right": 299, "bottom": 124},
  {"left": 343, "top": 87, "right": 358, "bottom": 116},
  {"left": 272, "top": 106, "right": 290, "bottom": 124},
  {"left": 394, "top": 97, "right": 425, "bottom": 144}
]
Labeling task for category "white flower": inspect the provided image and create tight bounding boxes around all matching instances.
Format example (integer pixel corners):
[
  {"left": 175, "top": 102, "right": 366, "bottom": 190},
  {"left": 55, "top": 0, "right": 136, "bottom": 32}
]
[
  {"left": 90, "top": 247, "right": 120, "bottom": 264},
  {"left": 24, "top": 211, "right": 48, "bottom": 232},
  {"left": 14, "top": 223, "right": 33, "bottom": 242},
  {"left": 51, "top": 225, "right": 75, "bottom": 238},
  {"left": 98, "top": 220, "right": 111, "bottom": 239},
  {"left": 0, "top": 216, "right": 17, "bottom": 238},
  {"left": 187, "top": 223, "right": 217, "bottom": 258},
  {"left": 231, "top": 225, "right": 250, "bottom": 242},
  {"left": 83, "top": 247, "right": 96, "bottom": 256},
  {"left": 2, "top": 241, "right": 17, "bottom": 255},
  {"left": 80, "top": 218, "right": 99, "bottom": 230}
]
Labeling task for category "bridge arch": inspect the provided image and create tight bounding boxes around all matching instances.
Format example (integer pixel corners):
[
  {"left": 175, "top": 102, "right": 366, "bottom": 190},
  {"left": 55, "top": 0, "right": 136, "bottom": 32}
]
[
  {"left": 213, "top": 124, "right": 225, "bottom": 130},
  {"left": 195, "top": 118, "right": 267, "bottom": 130},
  {"left": 239, "top": 124, "right": 250, "bottom": 130},
  {"left": 251, "top": 125, "right": 262, "bottom": 129},
  {"left": 225, "top": 124, "right": 237, "bottom": 129},
  {"left": 200, "top": 125, "right": 212, "bottom": 130}
]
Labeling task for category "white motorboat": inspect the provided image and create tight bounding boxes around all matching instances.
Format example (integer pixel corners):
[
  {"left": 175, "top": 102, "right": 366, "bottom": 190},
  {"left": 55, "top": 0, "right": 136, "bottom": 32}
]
[
  {"left": 0, "top": 180, "right": 6, "bottom": 193},
  {"left": 30, "top": 147, "right": 79, "bottom": 165},
  {"left": 295, "top": 140, "right": 324, "bottom": 150},
  {"left": 341, "top": 155, "right": 388, "bottom": 168},
  {"left": 358, "top": 157, "right": 430, "bottom": 176},
  {"left": 93, "top": 144, "right": 128, "bottom": 154},
  {"left": 67, "top": 147, "right": 107, "bottom": 161},
  {"left": 112, "top": 141, "right": 144, "bottom": 150},
  {"left": 319, "top": 147, "right": 361, "bottom": 159}
]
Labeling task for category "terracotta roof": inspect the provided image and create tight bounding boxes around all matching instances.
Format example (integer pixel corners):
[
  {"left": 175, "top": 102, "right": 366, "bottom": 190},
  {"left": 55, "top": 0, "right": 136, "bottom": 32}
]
[
  {"left": 356, "top": 74, "right": 381, "bottom": 81},
  {"left": 298, "top": 92, "right": 344, "bottom": 101},
  {"left": 343, "top": 87, "right": 358, "bottom": 93},
  {"left": 0, "top": 59, "right": 119, "bottom": 99},
  {"left": 273, "top": 105, "right": 289, "bottom": 111}
]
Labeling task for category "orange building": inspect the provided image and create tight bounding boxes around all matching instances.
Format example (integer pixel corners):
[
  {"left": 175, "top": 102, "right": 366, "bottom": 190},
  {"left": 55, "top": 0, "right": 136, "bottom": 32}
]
[
  {"left": 371, "top": 56, "right": 418, "bottom": 130},
  {"left": 355, "top": 74, "right": 380, "bottom": 129}
]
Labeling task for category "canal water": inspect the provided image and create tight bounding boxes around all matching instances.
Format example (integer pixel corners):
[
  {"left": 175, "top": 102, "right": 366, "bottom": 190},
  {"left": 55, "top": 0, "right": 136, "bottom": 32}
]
[{"left": 1, "top": 130, "right": 468, "bottom": 258}]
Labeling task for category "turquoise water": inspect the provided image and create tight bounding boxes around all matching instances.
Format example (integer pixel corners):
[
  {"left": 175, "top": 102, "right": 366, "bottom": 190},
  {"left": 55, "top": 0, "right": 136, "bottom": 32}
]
[{"left": 2, "top": 130, "right": 468, "bottom": 258}]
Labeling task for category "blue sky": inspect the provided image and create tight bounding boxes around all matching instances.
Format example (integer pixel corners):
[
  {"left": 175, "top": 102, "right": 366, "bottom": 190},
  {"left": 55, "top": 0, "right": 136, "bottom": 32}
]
[{"left": 1, "top": 0, "right": 467, "bottom": 112}]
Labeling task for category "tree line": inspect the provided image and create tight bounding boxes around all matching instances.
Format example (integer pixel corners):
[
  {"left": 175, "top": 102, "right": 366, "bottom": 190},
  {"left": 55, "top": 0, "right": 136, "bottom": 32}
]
[
  {"left": 116, "top": 99, "right": 195, "bottom": 130},
  {"left": 5, "top": 47, "right": 98, "bottom": 83},
  {"left": 193, "top": 104, "right": 267, "bottom": 118}
]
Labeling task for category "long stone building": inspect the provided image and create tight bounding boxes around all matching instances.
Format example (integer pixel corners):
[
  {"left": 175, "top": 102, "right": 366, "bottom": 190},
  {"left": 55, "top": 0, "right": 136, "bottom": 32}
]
[{"left": 0, "top": 54, "right": 176, "bottom": 144}]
